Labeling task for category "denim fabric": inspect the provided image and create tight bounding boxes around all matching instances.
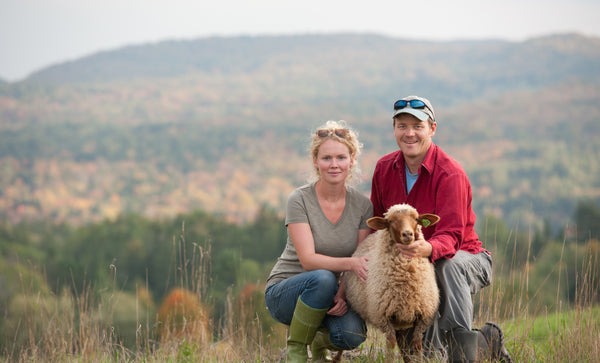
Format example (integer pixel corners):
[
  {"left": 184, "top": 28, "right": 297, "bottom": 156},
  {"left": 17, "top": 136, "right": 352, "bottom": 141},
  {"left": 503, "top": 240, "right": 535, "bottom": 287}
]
[{"left": 265, "top": 269, "right": 367, "bottom": 350}]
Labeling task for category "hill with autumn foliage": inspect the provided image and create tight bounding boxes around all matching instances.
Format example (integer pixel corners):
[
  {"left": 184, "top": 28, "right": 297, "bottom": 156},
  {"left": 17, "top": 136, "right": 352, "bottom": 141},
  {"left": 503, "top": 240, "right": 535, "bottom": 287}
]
[
  {"left": 1, "top": 33, "right": 600, "bottom": 362},
  {"left": 1, "top": 33, "right": 599, "bottom": 230}
]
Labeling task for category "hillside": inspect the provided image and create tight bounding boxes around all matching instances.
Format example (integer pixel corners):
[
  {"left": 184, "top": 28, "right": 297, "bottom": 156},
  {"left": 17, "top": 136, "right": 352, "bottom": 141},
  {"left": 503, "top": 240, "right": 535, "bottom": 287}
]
[{"left": 0, "top": 33, "right": 599, "bottom": 229}]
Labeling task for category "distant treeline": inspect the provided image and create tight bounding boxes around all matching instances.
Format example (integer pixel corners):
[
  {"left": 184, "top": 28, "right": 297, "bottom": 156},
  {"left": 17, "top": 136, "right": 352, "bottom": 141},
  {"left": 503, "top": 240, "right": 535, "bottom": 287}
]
[
  {"left": 0, "top": 206, "right": 285, "bottom": 305},
  {"left": 1, "top": 199, "right": 599, "bottom": 308},
  {"left": 1, "top": 201, "right": 599, "bottom": 353}
]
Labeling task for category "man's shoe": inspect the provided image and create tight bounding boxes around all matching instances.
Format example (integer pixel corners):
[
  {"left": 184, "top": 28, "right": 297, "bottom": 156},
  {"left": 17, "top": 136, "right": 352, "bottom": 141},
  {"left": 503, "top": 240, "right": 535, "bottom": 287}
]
[{"left": 478, "top": 322, "right": 513, "bottom": 363}]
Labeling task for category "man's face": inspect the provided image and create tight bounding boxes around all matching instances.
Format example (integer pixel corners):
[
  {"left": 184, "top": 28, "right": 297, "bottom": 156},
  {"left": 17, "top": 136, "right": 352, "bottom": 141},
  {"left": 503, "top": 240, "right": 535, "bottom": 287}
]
[{"left": 393, "top": 114, "right": 436, "bottom": 160}]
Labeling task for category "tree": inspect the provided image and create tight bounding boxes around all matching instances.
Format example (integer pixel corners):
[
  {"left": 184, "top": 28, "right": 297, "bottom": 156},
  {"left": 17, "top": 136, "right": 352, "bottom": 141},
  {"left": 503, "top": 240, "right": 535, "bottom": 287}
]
[{"left": 574, "top": 200, "right": 600, "bottom": 241}]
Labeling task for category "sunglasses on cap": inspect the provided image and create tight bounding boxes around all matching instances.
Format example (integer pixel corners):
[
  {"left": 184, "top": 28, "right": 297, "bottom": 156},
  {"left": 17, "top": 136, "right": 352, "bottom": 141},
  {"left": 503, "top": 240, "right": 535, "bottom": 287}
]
[
  {"left": 316, "top": 128, "right": 349, "bottom": 138},
  {"left": 393, "top": 99, "right": 429, "bottom": 111}
]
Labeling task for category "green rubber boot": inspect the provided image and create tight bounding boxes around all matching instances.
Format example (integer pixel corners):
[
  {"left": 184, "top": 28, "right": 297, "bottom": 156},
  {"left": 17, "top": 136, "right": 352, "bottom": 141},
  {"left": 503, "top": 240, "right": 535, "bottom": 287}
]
[
  {"left": 310, "top": 329, "right": 343, "bottom": 363},
  {"left": 286, "top": 297, "right": 328, "bottom": 363}
]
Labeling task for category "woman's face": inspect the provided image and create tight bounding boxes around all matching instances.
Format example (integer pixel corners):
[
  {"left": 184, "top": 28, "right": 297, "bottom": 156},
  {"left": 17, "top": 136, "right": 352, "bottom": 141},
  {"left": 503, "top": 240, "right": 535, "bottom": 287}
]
[{"left": 313, "top": 139, "right": 353, "bottom": 185}]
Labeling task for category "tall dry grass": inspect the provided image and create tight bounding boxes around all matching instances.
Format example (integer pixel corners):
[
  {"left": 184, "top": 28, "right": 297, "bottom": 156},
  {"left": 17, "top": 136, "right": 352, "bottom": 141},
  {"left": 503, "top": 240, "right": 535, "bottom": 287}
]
[
  {"left": 472, "top": 221, "right": 600, "bottom": 363},
  {"left": 1, "top": 222, "right": 598, "bottom": 362}
]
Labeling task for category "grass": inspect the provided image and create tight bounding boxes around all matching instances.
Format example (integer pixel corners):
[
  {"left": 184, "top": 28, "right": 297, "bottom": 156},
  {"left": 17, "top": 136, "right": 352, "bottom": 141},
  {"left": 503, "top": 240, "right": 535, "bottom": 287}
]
[
  {"left": 1, "top": 226, "right": 598, "bottom": 362},
  {"left": 501, "top": 305, "right": 600, "bottom": 362}
]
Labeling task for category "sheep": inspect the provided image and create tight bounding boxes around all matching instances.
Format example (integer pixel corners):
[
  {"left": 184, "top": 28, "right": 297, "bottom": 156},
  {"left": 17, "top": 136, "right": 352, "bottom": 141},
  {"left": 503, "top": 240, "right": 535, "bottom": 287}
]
[{"left": 344, "top": 203, "right": 440, "bottom": 362}]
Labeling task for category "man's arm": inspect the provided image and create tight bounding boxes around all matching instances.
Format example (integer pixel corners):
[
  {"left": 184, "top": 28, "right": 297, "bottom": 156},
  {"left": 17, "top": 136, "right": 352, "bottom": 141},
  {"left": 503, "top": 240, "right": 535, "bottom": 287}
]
[
  {"left": 370, "top": 163, "right": 386, "bottom": 218},
  {"left": 427, "top": 172, "right": 471, "bottom": 261}
]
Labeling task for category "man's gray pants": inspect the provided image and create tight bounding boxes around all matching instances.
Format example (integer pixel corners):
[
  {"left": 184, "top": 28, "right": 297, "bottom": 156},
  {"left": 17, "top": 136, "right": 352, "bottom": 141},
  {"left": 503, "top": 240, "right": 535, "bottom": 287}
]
[{"left": 423, "top": 250, "right": 493, "bottom": 357}]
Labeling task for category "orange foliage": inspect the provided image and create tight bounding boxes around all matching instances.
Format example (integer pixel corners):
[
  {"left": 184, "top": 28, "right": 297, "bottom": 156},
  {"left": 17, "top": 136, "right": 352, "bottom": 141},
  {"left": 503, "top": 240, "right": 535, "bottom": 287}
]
[{"left": 156, "top": 288, "right": 211, "bottom": 344}]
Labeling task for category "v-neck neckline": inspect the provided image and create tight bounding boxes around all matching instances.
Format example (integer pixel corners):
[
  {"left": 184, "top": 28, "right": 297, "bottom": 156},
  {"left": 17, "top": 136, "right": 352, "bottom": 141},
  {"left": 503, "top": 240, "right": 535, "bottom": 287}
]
[{"left": 313, "top": 182, "right": 347, "bottom": 226}]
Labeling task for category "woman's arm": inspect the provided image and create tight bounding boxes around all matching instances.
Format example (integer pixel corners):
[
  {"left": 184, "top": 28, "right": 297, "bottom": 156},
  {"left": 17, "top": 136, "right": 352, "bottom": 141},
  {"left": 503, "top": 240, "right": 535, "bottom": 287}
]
[
  {"left": 289, "top": 223, "right": 369, "bottom": 281},
  {"left": 357, "top": 228, "right": 371, "bottom": 245}
]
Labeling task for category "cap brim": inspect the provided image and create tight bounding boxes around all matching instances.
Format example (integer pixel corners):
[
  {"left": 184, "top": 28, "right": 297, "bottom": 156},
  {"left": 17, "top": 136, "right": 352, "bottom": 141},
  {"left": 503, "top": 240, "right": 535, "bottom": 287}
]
[{"left": 393, "top": 108, "right": 429, "bottom": 121}]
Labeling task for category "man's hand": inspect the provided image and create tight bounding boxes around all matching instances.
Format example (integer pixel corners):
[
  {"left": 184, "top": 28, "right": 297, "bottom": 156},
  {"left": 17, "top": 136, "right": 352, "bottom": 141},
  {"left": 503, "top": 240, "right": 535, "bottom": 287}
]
[{"left": 396, "top": 238, "right": 432, "bottom": 259}]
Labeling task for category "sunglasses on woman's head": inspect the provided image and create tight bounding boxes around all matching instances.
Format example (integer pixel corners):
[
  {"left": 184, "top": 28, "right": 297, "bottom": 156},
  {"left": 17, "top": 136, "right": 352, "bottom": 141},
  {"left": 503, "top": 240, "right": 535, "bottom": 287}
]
[
  {"left": 393, "top": 99, "right": 428, "bottom": 110},
  {"left": 316, "top": 128, "right": 349, "bottom": 138}
]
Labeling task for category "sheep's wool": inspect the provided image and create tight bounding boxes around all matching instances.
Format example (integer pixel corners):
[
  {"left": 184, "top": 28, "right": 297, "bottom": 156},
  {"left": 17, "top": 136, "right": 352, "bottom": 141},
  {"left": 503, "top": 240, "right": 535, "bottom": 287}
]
[
  {"left": 383, "top": 203, "right": 415, "bottom": 218},
  {"left": 344, "top": 203, "right": 440, "bottom": 359}
]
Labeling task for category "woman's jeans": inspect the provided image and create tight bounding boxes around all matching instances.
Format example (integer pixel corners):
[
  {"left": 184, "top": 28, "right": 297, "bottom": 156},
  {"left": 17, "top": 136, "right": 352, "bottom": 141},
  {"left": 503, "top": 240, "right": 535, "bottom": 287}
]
[{"left": 264, "top": 269, "right": 366, "bottom": 350}]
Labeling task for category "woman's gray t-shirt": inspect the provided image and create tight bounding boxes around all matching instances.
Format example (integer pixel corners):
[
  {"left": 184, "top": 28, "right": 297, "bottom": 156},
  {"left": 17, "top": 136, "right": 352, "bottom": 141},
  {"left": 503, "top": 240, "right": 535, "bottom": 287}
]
[{"left": 266, "top": 182, "right": 373, "bottom": 286}]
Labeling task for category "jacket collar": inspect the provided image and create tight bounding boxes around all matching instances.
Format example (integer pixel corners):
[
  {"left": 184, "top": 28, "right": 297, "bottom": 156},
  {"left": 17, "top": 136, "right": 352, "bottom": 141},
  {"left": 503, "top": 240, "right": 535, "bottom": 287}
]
[{"left": 393, "top": 143, "right": 437, "bottom": 175}]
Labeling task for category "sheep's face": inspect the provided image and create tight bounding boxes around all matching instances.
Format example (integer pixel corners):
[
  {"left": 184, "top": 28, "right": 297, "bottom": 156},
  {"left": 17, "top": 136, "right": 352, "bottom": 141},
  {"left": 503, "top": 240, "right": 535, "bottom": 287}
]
[
  {"left": 388, "top": 209, "right": 420, "bottom": 245},
  {"left": 367, "top": 204, "right": 441, "bottom": 246}
]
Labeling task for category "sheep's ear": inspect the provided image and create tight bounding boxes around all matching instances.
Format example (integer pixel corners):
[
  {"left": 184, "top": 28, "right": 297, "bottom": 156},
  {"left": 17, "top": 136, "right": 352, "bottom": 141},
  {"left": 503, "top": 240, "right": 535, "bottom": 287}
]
[
  {"left": 418, "top": 214, "right": 440, "bottom": 228},
  {"left": 367, "top": 216, "right": 389, "bottom": 230}
]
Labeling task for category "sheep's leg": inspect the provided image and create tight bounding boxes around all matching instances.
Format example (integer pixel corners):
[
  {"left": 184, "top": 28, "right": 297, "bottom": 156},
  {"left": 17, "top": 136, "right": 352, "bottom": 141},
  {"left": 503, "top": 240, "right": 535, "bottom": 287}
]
[
  {"left": 383, "top": 326, "right": 397, "bottom": 349},
  {"left": 376, "top": 325, "right": 397, "bottom": 360},
  {"left": 410, "top": 320, "right": 429, "bottom": 356},
  {"left": 332, "top": 350, "right": 343, "bottom": 362},
  {"left": 395, "top": 329, "right": 412, "bottom": 362}
]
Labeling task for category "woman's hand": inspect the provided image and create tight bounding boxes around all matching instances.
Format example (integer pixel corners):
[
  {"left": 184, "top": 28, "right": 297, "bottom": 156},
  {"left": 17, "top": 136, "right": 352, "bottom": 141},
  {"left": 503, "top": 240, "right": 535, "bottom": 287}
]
[
  {"left": 351, "top": 255, "right": 369, "bottom": 282},
  {"left": 327, "top": 289, "right": 348, "bottom": 316}
]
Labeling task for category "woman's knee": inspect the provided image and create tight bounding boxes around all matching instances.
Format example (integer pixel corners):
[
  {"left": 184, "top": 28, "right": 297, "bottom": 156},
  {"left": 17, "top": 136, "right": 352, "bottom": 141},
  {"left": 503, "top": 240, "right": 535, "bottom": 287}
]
[
  {"left": 298, "top": 270, "right": 339, "bottom": 308},
  {"left": 309, "top": 269, "right": 338, "bottom": 294}
]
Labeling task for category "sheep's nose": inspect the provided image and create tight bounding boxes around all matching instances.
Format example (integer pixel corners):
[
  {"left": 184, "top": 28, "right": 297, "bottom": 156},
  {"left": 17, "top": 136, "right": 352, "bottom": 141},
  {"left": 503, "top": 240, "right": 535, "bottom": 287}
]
[{"left": 402, "top": 230, "right": 414, "bottom": 240}]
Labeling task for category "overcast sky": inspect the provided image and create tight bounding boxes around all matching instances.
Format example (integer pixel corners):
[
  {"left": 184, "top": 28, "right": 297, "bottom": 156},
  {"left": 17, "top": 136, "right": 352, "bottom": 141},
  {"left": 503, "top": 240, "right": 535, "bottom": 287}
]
[{"left": 1, "top": 0, "right": 599, "bottom": 82}]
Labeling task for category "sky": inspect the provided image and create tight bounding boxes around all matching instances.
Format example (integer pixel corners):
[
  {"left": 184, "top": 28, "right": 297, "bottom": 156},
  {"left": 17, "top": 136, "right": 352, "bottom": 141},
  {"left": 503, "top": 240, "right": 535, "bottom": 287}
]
[{"left": 1, "top": 0, "right": 599, "bottom": 82}]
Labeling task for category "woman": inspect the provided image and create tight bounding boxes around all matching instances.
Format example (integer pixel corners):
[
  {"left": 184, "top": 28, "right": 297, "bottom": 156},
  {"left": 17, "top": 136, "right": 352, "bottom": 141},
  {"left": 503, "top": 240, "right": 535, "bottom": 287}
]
[{"left": 264, "top": 120, "right": 373, "bottom": 362}]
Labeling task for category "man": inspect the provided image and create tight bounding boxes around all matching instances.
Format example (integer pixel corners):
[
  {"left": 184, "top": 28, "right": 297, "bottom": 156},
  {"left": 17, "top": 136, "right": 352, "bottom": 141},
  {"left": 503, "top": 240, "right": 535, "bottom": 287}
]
[{"left": 370, "top": 95, "right": 512, "bottom": 362}]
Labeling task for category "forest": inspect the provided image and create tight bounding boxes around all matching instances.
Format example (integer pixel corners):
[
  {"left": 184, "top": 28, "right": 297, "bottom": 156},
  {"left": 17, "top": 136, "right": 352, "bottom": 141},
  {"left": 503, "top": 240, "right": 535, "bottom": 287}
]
[
  {"left": 1, "top": 200, "right": 598, "bottom": 355},
  {"left": 0, "top": 32, "right": 599, "bottom": 360},
  {"left": 0, "top": 33, "right": 599, "bottom": 228}
]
